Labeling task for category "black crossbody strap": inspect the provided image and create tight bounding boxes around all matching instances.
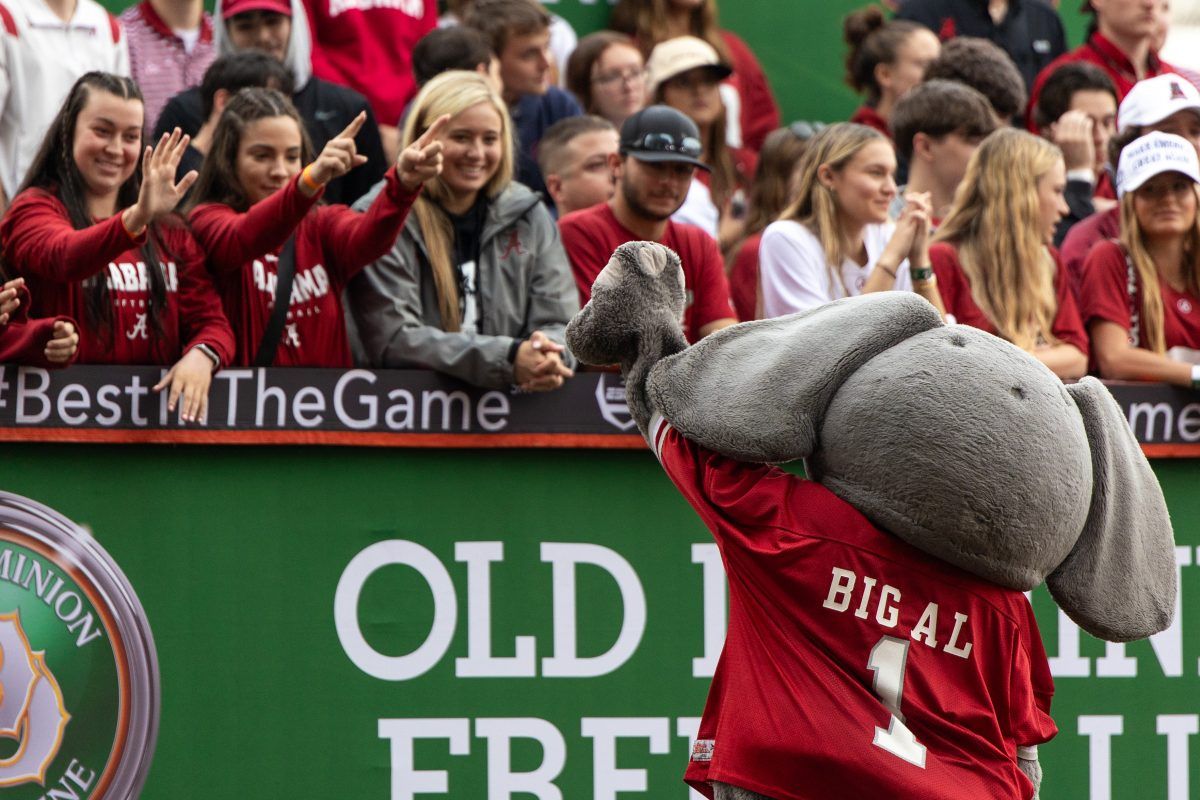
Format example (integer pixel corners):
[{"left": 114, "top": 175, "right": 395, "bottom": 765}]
[{"left": 253, "top": 235, "right": 297, "bottom": 367}]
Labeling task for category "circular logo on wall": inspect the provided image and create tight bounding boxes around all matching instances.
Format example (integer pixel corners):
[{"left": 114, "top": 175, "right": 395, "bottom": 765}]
[{"left": 0, "top": 493, "right": 158, "bottom": 798}]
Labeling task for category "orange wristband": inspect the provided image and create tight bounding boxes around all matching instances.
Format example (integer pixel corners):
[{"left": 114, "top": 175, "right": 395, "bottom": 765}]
[
  {"left": 300, "top": 165, "right": 323, "bottom": 193},
  {"left": 120, "top": 211, "right": 145, "bottom": 240}
]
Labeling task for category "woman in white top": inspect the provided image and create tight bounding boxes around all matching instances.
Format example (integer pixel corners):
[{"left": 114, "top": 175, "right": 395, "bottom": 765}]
[{"left": 759, "top": 122, "right": 943, "bottom": 316}]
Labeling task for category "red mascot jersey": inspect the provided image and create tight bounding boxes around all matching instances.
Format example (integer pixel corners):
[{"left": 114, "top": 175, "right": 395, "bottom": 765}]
[{"left": 648, "top": 417, "right": 1057, "bottom": 800}]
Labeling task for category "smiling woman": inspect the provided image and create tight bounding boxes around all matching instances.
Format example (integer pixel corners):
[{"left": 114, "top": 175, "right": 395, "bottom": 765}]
[
  {"left": 758, "top": 122, "right": 944, "bottom": 318},
  {"left": 349, "top": 70, "right": 580, "bottom": 392},
  {"left": 0, "top": 72, "right": 234, "bottom": 423},
  {"left": 188, "top": 86, "right": 444, "bottom": 368},
  {"left": 1080, "top": 131, "right": 1200, "bottom": 388}
]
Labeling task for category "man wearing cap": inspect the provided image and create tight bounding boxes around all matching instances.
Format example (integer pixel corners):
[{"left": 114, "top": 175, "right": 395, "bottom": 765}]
[
  {"left": 1062, "top": 73, "right": 1200, "bottom": 294},
  {"left": 558, "top": 104, "right": 736, "bottom": 343},
  {"left": 153, "top": 0, "right": 386, "bottom": 206},
  {"left": 0, "top": 0, "right": 129, "bottom": 212},
  {"left": 1078, "top": 130, "right": 1200, "bottom": 389}
]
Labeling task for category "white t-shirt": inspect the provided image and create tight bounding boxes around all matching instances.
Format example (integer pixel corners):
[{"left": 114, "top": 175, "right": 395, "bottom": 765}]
[
  {"left": 0, "top": 0, "right": 130, "bottom": 198},
  {"left": 758, "top": 219, "right": 911, "bottom": 317},
  {"left": 671, "top": 177, "right": 719, "bottom": 240}
]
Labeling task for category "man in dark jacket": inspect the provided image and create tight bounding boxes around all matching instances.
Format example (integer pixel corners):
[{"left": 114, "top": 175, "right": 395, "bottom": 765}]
[{"left": 896, "top": 0, "right": 1066, "bottom": 92}]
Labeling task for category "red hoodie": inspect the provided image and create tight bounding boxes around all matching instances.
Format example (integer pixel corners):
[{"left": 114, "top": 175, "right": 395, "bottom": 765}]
[
  {"left": 1, "top": 189, "right": 234, "bottom": 366},
  {"left": 0, "top": 284, "right": 77, "bottom": 368},
  {"left": 189, "top": 167, "right": 418, "bottom": 367}
]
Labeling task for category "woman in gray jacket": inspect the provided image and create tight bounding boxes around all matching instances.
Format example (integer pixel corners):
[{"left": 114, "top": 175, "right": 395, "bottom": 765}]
[{"left": 350, "top": 71, "right": 578, "bottom": 391}]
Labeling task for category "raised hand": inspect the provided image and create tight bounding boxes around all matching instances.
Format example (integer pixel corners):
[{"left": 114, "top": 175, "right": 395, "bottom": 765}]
[
  {"left": 0, "top": 277, "right": 23, "bottom": 325},
  {"left": 122, "top": 128, "right": 197, "bottom": 235},
  {"left": 44, "top": 320, "right": 78, "bottom": 364},
  {"left": 304, "top": 112, "right": 369, "bottom": 191},
  {"left": 398, "top": 114, "right": 450, "bottom": 191},
  {"left": 1049, "top": 110, "right": 1095, "bottom": 174}
]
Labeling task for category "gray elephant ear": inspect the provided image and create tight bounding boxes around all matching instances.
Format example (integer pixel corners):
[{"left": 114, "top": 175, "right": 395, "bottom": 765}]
[
  {"left": 646, "top": 292, "right": 944, "bottom": 462},
  {"left": 1048, "top": 377, "right": 1177, "bottom": 642}
]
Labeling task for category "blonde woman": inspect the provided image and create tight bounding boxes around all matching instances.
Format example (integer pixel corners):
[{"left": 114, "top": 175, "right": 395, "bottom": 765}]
[
  {"left": 1080, "top": 131, "right": 1200, "bottom": 388},
  {"left": 758, "top": 122, "right": 941, "bottom": 317},
  {"left": 349, "top": 71, "right": 579, "bottom": 391},
  {"left": 931, "top": 128, "right": 1088, "bottom": 379}
]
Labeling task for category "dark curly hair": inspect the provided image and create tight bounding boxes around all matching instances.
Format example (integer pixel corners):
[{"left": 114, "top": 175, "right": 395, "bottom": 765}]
[{"left": 923, "top": 37, "right": 1027, "bottom": 121}]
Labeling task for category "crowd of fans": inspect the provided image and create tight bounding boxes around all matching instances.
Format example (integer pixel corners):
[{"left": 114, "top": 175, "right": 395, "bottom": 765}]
[{"left": 0, "top": 0, "right": 1197, "bottom": 426}]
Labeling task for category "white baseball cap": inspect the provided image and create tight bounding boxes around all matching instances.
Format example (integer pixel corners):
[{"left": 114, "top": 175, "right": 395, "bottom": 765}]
[
  {"left": 1115, "top": 131, "right": 1200, "bottom": 198},
  {"left": 645, "top": 36, "right": 733, "bottom": 99},
  {"left": 1118, "top": 74, "right": 1200, "bottom": 133}
]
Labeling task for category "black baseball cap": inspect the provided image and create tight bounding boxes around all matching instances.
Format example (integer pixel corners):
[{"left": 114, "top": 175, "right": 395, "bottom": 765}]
[{"left": 619, "top": 105, "right": 710, "bottom": 171}]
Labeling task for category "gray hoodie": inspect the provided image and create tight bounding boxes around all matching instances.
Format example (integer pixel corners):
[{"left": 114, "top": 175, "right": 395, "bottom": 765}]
[{"left": 348, "top": 181, "right": 579, "bottom": 389}]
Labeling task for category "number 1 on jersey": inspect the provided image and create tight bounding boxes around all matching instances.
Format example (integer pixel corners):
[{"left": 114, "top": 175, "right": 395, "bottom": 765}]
[{"left": 867, "top": 636, "right": 928, "bottom": 768}]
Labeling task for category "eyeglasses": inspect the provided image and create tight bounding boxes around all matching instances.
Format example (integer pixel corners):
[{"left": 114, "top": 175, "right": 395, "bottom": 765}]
[
  {"left": 625, "top": 132, "right": 703, "bottom": 158},
  {"left": 789, "top": 120, "right": 827, "bottom": 141},
  {"left": 593, "top": 68, "right": 647, "bottom": 87}
]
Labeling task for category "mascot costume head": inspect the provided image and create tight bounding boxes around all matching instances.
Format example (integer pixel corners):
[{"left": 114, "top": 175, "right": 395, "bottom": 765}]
[{"left": 567, "top": 242, "right": 1177, "bottom": 800}]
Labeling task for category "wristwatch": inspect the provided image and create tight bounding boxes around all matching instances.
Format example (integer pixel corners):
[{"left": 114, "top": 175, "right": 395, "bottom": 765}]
[{"left": 193, "top": 343, "right": 221, "bottom": 371}]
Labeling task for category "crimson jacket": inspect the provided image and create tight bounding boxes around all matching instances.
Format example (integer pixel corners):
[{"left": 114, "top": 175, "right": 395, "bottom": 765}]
[
  {"left": 189, "top": 167, "right": 418, "bottom": 367},
  {"left": 0, "top": 283, "right": 76, "bottom": 368},
  {"left": 1, "top": 189, "right": 234, "bottom": 366}
]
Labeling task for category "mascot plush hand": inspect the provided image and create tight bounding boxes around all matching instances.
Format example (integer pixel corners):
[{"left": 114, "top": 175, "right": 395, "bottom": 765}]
[{"left": 566, "top": 242, "right": 1177, "bottom": 800}]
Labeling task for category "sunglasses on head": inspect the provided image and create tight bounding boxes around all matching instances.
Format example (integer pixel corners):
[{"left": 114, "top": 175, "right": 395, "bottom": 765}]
[
  {"left": 789, "top": 121, "right": 827, "bottom": 141},
  {"left": 627, "top": 132, "right": 703, "bottom": 158}
]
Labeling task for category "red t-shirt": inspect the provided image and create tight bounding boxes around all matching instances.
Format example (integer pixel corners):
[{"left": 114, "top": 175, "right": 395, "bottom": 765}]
[
  {"left": 302, "top": 0, "right": 436, "bottom": 125},
  {"left": 0, "top": 284, "right": 76, "bottom": 368},
  {"left": 189, "top": 168, "right": 418, "bottom": 367},
  {"left": 930, "top": 241, "right": 1089, "bottom": 356},
  {"left": 648, "top": 417, "right": 1057, "bottom": 800},
  {"left": 1079, "top": 239, "right": 1200, "bottom": 351},
  {"left": 728, "top": 231, "right": 761, "bottom": 322},
  {"left": 1028, "top": 33, "right": 1178, "bottom": 128},
  {"left": 0, "top": 189, "right": 234, "bottom": 366},
  {"left": 558, "top": 203, "right": 735, "bottom": 342},
  {"left": 1061, "top": 207, "right": 1120, "bottom": 301},
  {"left": 851, "top": 104, "right": 890, "bottom": 137}
]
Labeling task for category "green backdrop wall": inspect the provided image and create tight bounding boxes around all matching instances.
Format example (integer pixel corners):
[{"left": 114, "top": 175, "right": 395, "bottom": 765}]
[{"left": 1, "top": 442, "right": 1196, "bottom": 798}]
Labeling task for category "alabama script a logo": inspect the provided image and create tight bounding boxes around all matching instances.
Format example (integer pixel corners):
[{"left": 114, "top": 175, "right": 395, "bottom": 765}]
[{"left": 0, "top": 493, "right": 159, "bottom": 799}]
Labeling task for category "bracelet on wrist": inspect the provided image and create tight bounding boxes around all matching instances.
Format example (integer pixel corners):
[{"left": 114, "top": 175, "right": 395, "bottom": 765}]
[
  {"left": 192, "top": 343, "right": 221, "bottom": 372},
  {"left": 120, "top": 211, "right": 145, "bottom": 240},
  {"left": 910, "top": 265, "right": 934, "bottom": 282},
  {"left": 1191, "top": 364, "right": 1200, "bottom": 390},
  {"left": 300, "top": 165, "right": 324, "bottom": 193}
]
